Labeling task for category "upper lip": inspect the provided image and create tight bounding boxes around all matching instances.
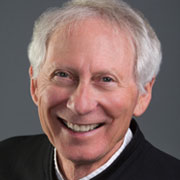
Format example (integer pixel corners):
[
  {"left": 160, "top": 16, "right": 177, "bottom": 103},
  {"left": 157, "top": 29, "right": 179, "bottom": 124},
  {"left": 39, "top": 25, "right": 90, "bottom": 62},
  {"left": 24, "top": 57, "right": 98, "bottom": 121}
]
[{"left": 57, "top": 116, "right": 105, "bottom": 126}]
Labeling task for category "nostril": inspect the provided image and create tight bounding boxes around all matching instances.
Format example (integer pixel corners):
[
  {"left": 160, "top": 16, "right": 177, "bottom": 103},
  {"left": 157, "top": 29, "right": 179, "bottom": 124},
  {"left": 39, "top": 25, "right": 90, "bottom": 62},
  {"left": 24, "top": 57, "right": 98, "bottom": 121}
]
[
  {"left": 66, "top": 98, "right": 74, "bottom": 110},
  {"left": 66, "top": 86, "right": 97, "bottom": 115}
]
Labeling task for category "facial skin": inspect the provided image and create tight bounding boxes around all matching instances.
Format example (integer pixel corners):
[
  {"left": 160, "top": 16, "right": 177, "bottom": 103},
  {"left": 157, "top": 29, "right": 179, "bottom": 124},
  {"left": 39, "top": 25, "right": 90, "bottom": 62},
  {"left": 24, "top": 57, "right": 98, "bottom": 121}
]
[{"left": 30, "top": 18, "right": 154, "bottom": 180}]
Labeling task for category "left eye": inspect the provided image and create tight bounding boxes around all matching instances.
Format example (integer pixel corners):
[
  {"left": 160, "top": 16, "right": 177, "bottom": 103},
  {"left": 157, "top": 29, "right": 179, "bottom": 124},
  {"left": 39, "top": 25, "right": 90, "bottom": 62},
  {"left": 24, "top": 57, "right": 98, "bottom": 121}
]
[{"left": 102, "top": 76, "right": 114, "bottom": 82}]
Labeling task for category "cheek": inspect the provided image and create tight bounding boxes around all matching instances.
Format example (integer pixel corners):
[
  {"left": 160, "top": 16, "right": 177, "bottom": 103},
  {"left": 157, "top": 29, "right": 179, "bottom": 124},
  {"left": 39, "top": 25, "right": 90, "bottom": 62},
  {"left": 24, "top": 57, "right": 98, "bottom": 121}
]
[
  {"left": 39, "top": 86, "right": 70, "bottom": 108},
  {"left": 100, "top": 89, "right": 138, "bottom": 118},
  {"left": 37, "top": 86, "right": 71, "bottom": 144}
]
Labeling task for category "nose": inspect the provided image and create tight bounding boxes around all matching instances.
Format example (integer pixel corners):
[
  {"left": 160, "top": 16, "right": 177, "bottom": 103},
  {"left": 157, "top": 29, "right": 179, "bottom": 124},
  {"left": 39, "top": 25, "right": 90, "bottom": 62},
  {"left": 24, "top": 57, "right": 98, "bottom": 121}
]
[{"left": 67, "top": 83, "right": 97, "bottom": 115}]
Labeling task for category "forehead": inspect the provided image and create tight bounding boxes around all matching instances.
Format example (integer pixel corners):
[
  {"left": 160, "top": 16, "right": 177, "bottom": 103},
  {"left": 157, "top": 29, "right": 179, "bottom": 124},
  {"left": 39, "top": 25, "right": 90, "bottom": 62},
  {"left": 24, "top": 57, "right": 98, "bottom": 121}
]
[
  {"left": 49, "top": 17, "right": 135, "bottom": 51},
  {"left": 45, "top": 17, "right": 136, "bottom": 76}
]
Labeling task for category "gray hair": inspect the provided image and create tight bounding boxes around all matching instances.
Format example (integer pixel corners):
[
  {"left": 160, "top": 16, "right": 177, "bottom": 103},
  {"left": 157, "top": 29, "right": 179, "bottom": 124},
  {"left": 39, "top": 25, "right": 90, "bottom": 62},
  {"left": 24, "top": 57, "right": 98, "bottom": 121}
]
[{"left": 28, "top": 0, "right": 162, "bottom": 93}]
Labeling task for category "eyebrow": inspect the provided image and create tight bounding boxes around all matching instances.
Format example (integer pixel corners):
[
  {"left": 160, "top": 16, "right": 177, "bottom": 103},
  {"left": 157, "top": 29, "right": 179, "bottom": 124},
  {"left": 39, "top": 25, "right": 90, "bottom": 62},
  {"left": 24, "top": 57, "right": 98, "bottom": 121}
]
[
  {"left": 46, "top": 62, "right": 78, "bottom": 75},
  {"left": 46, "top": 62, "right": 125, "bottom": 82},
  {"left": 93, "top": 70, "right": 124, "bottom": 81}
]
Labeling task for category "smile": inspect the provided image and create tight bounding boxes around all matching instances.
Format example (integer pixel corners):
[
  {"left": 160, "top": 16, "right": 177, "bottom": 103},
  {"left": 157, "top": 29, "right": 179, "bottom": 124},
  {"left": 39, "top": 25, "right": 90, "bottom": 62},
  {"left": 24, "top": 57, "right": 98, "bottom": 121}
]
[{"left": 58, "top": 117, "right": 103, "bottom": 132}]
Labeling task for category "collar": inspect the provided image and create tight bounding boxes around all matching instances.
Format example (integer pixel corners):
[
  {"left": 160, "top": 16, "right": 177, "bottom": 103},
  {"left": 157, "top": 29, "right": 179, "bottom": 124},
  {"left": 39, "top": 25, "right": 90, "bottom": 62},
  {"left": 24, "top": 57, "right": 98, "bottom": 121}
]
[{"left": 54, "top": 128, "right": 133, "bottom": 180}]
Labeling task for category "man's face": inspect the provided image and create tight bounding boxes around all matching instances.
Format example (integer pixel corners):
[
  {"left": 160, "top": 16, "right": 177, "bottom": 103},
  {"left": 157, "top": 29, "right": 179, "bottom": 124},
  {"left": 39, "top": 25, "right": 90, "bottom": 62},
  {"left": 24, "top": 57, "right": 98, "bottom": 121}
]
[{"left": 30, "top": 18, "right": 150, "bottom": 166}]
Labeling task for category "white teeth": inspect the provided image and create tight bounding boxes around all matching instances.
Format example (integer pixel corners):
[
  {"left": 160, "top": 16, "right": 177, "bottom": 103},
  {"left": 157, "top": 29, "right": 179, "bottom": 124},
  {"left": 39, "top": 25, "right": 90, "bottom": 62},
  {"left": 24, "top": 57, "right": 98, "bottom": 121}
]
[{"left": 64, "top": 121, "right": 100, "bottom": 132}]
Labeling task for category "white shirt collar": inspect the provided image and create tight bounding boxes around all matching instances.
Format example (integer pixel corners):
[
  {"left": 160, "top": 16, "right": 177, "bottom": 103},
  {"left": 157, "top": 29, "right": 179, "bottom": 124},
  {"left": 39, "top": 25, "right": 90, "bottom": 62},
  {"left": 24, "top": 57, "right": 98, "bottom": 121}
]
[{"left": 54, "top": 128, "right": 133, "bottom": 180}]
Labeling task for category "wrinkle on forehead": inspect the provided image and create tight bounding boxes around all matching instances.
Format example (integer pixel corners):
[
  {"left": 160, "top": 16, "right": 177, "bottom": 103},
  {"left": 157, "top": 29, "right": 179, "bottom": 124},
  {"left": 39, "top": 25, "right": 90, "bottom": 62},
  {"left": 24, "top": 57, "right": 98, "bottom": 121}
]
[
  {"left": 45, "top": 17, "right": 136, "bottom": 82},
  {"left": 47, "top": 17, "right": 135, "bottom": 55}
]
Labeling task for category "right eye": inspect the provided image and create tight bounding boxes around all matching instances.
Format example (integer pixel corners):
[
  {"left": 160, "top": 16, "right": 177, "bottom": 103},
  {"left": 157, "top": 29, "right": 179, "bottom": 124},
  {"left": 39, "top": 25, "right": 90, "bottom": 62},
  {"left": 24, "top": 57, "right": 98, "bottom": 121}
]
[
  {"left": 52, "top": 70, "right": 75, "bottom": 86},
  {"left": 55, "top": 71, "right": 70, "bottom": 78}
]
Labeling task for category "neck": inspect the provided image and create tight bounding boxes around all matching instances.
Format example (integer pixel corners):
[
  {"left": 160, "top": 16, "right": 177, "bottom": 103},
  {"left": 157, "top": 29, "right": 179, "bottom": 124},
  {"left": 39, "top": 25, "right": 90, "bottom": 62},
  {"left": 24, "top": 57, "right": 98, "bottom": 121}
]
[
  {"left": 56, "top": 140, "right": 124, "bottom": 180},
  {"left": 58, "top": 159, "right": 98, "bottom": 180}
]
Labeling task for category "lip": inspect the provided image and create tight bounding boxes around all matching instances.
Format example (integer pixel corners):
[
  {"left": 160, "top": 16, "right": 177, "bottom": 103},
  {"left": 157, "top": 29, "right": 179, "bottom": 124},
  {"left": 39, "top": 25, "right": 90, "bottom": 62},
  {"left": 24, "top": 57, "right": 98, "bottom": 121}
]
[{"left": 57, "top": 116, "right": 105, "bottom": 136}]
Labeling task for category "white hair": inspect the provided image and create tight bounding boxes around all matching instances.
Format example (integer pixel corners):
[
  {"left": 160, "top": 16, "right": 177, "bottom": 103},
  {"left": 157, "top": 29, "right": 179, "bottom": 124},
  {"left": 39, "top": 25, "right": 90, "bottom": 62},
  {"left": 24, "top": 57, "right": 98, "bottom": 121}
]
[{"left": 28, "top": 0, "right": 162, "bottom": 93}]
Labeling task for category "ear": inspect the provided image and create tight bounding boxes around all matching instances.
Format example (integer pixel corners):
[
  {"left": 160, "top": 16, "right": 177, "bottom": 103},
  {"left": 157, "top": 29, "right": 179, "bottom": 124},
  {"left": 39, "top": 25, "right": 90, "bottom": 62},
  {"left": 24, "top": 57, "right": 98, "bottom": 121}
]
[
  {"left": 29, "top": 66, "right": 38, "bottom": 106},
  {"left": 133, "top": 78, "right": 155, "bottom": 117}
]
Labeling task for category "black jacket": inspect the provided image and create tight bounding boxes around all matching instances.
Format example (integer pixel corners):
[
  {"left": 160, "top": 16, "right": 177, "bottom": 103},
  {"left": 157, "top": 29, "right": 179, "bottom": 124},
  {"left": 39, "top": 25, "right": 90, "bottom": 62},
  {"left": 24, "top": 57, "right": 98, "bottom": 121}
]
[{"left": 0, "top": 120, "right": 180, "bottom": 180}]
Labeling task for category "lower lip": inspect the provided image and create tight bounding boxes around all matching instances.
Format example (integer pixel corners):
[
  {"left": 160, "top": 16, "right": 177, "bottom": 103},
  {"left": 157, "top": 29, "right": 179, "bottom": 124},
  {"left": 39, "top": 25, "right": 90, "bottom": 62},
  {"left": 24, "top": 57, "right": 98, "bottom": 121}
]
[{"left": 57, "top": 117, "right": 103, "bottom": 137}]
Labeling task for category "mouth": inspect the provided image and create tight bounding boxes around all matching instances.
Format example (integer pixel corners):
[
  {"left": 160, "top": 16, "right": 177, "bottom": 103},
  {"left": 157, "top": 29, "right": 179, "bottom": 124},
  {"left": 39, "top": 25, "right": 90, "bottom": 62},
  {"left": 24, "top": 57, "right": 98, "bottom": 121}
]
[{"left": 57, "top": 117, "right": 104, "bottom": 133}]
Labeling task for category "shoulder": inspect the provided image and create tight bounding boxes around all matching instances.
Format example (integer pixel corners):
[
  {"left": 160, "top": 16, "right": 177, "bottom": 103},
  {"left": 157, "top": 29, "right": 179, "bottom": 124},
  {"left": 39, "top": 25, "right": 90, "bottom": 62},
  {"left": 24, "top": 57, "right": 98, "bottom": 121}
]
[
  {"left": 132, "top": 120, "right": 180, "bottom": 168},
  {"left": 0, "top": 134, "right": 53, "bottom": 179},
  {"left": 130, "top": 137, "right": 180, "bottom": 179},
  {"left": 0, "top": 134, "right": 46, "bottom": 146},
  {"left": 0, "top": 134, "right": 50, "bottom": 155},
  {"left": 0, "top": 134, "right": 52, "bottom": 159},
  {"left": 127, "top": 120, "right": 180, "bottom": 179},
  {"left": 94, "top": 120, "right": 180, "bottom": 180},
  {"left": 145, "top": 142, "right": 180, "bottom": 171}
]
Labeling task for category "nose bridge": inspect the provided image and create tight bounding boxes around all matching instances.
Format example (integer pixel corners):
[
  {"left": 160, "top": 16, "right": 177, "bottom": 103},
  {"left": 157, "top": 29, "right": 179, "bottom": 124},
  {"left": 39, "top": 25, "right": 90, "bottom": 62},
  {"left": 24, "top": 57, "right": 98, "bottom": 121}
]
[{"left": 67, "top": 81, "right": 97, "bottom": 115}]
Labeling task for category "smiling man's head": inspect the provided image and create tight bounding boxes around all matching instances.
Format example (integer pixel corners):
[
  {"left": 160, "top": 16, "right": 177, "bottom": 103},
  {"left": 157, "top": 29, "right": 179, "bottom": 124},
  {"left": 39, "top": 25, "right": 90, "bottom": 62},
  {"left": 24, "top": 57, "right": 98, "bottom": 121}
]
[{"left": 28, "top": 0, "right": 162, "bottom": 178}]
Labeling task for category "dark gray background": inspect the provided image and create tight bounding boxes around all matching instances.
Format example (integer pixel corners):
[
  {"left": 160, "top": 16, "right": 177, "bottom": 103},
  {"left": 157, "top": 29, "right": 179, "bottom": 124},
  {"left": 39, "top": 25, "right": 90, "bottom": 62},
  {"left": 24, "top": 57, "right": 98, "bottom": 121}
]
[{"left": 0, "top": 0, "right": 180, "bottom": 159}]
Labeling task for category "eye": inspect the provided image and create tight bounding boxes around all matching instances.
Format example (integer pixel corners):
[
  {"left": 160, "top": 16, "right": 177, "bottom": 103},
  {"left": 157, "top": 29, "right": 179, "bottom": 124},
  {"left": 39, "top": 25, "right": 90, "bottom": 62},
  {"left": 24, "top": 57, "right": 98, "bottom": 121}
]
[
  {"left": 52, "top": 70, "right": 78, "bottom": 86},
  {"left": 52, "top": 70, "right": 73, "bottom": 84},
  {"left": 102, "top": 76, "right": 114, "bottom": 82},
  {"left": 93, "top": 74, "right": 118, "bottom": 89},
  {"left": 55, "top": 71, "right": 69, "bottom": 78}
]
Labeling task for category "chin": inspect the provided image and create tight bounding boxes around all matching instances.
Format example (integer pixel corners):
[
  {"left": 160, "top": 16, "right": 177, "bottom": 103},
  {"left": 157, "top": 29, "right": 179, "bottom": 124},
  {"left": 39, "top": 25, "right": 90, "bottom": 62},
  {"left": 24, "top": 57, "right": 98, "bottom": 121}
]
[{"left": 56, "top": 142, "right": 114, "bottom": 166}]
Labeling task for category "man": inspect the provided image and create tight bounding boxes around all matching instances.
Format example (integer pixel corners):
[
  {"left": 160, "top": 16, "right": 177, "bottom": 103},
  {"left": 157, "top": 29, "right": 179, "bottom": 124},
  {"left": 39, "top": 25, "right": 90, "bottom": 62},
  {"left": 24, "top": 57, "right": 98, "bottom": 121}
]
[{"left": 0, "top": 0, "right": 179, "bottom": 179}]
